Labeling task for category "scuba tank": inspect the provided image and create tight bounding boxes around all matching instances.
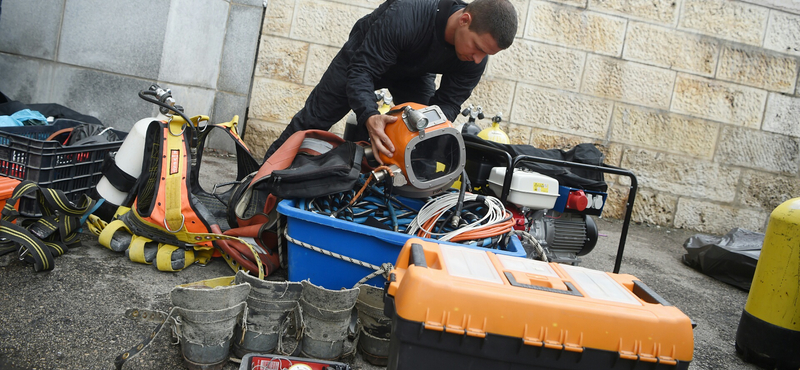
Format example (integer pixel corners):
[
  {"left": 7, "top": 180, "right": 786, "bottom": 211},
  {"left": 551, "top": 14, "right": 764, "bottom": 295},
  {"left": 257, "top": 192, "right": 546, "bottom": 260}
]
[
  {"left": 377, "top": 88, "right": 393, "bottom": 114},
  {"left": 458, "top": 104, "right": 483, "bottom": 135},
  {"left": 96, "top": 85, "right": 176, "bottom": 206},
  {"left": 343, "top": 88, "right": 394, "bottom": 141},
  {"left": 96, "top": 115, "right": 166, "bottom": 205},
  {"left": 478, "top": 113, "right": 510, "bottom": 144}
]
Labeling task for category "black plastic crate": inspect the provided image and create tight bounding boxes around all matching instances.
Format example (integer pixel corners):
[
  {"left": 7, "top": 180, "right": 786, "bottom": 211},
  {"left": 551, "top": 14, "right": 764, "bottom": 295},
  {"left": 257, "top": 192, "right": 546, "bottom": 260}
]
[{"left": 0, "top": 119, "right": 127, "bottom": 201}]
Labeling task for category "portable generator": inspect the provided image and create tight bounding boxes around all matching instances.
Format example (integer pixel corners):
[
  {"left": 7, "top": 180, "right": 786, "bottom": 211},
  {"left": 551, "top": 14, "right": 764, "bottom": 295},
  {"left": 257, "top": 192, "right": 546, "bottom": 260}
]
[{"left": 462, "top": 136, "right": 614, "bottom": 265}]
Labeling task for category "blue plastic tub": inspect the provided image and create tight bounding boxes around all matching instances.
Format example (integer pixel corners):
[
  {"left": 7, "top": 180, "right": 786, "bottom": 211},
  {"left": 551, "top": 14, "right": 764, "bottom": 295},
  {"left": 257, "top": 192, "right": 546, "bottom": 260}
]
[{"left": 278, "top": 198, "right": 527, "bottom": 290}]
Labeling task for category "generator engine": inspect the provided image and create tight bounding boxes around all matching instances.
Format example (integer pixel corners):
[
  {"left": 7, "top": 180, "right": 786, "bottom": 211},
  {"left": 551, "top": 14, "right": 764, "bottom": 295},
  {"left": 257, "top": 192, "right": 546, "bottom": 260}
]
[{"left": 527, "top": 209, "right": 598, "bottom": 264}]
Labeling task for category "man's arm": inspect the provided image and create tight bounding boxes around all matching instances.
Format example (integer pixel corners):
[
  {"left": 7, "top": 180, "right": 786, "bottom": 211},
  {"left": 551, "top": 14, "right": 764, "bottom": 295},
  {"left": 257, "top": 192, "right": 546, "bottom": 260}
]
[
  {"left": 429, "top": 59, "right": 487, "bottom": 122},
  {"left": 345, "top": 3, "right": 416, "bottom": 128},
  {"left": 346, "top": 1, "right": 422, "bottom": 161}
]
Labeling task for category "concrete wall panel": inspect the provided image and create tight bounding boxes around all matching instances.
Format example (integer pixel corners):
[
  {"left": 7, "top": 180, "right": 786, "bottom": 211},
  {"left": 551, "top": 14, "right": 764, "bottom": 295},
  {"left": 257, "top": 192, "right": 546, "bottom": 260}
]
[
  {"left": 0, "top": 0, "right": 64, "bottom": 60},
  {"left": 159, "top": 0, "right": 229, "bottom": 88},
  {"left": 47, "top": 65, "right": 154, "bottom": 130},
  {"left": 218, "top": 4, "right": 264, "bottom": 95},
  {"left": 0, "top": 53, "right": 53, "bottom": 104},
  {"left": 58, "top": 0, "right": 170, "bottom": 79}
]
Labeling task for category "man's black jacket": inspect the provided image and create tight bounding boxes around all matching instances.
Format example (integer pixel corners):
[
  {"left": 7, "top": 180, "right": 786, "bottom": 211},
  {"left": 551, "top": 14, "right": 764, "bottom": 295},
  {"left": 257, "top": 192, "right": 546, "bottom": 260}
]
[{"left": 342, "top": 0, "right": 487, "bottom": 126}]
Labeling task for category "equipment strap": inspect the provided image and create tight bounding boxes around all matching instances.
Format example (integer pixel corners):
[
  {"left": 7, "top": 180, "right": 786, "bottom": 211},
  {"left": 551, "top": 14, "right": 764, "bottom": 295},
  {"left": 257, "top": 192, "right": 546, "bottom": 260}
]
[
  {"left": 0, "top": 180, "right": 95, "bottom": 272},
  {"left": 95, "top": 211, "right": 266, "bottom": 278}
]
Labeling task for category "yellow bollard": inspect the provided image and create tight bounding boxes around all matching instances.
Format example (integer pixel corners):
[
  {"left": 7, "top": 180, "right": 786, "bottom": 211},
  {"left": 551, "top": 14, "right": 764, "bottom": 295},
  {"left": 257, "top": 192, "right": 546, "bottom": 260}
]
[{"left": 735, "top": 197, "right": 800, "bottom": 369}]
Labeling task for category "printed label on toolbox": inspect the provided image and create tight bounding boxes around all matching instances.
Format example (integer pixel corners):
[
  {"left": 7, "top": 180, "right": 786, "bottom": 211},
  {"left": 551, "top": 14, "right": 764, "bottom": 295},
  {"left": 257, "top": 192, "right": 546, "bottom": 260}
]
[
  {"left": 560, "top": 264, "right": 641, "bottom": 305},
  {"left": 440, "top": 244, "right": 503, "bottom": 284},
  {"left": 496, "top": 254, "right": 559, "bottom": 278}
]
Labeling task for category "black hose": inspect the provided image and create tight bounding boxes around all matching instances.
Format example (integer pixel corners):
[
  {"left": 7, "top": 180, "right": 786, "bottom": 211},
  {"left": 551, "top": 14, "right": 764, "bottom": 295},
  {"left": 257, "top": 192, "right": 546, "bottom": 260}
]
[{"left": 138, "top": 89, "right": 204, "bottom": 135}]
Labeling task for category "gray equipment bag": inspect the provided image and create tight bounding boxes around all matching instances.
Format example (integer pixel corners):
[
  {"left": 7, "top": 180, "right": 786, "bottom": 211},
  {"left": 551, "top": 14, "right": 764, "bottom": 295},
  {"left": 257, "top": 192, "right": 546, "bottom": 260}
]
[
  {"left": 232, "top": 271, "right": 303, "bottom": 357},
  {"left": 299, "top": 281, "right": 360, "bottom": 360}
]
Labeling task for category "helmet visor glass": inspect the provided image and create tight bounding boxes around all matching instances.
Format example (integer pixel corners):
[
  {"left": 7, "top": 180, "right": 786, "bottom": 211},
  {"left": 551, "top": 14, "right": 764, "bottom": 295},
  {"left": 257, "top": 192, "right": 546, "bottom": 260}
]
[{"left": 409, "top": 134, "right": 462, "bottom": 182}]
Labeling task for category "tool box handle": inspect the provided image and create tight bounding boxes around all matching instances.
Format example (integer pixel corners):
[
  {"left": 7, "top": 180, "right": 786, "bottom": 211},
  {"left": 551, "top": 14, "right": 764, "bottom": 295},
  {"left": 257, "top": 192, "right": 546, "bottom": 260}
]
[
  {"left": 409, "top": 243, "right": 428, "bottom": 268},
  {"left": 632, "top": 280, "right": 672, "bottom": 306}
]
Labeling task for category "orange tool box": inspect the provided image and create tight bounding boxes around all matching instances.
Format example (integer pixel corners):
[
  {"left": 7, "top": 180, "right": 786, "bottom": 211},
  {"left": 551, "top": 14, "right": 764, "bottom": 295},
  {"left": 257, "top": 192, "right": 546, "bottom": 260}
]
[
  {"left": 0, "top": 176, "right": 21, "bottom": 211},
  {"left": 385, "top": 239, "right": 694, "bottom": 370}
]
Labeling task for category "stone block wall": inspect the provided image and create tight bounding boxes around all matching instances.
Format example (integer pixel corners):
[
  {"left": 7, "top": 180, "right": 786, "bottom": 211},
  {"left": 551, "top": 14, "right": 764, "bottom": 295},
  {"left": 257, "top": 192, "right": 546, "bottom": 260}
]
[{"left": 247, "top": 0, "right": 800, "bottom": 235}]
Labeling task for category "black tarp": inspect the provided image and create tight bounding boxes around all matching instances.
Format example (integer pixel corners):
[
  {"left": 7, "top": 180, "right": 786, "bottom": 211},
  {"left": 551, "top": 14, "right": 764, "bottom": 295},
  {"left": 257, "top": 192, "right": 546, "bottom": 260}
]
[{"left": 682, "top": 228, "right": 763, "bottom": 291}]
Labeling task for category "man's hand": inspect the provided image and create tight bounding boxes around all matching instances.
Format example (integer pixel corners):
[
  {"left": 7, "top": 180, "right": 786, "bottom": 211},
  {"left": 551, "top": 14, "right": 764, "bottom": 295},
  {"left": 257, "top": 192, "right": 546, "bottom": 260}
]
[{"left": 366, "top": 114, "right": 398, "bottom": 164}]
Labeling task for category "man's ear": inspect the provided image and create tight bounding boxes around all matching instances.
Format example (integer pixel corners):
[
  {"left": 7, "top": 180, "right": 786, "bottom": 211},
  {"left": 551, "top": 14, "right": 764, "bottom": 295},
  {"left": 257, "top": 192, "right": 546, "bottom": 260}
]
[{"left": 460, "top": 11, "right": 472, "bottom": 27}]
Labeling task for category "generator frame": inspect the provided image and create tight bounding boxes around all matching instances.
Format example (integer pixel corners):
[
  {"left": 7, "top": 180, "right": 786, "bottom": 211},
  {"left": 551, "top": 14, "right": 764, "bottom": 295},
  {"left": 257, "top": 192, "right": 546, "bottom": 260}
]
[{"left": 463, "top": 139, "right": 639, "bottom": 273}]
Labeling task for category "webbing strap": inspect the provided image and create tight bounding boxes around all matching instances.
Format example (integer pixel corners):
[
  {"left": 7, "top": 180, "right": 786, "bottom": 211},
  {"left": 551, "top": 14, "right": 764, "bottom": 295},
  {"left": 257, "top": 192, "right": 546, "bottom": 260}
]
[
  {"left": 128, "top": 236, "right": 154, "bottom": 265},
  {"left": 155, "top": 244, "right": 189, "bottom": 271},
  {"left": 98, "top": 220, "right": 130, "bottom": 252},
  {"left": 96, "top": 212, "right": 266, "bottom": 278},
  {"left": 0, "top": 180, "right": 95, "bottom": 272},
  {"left": 164, "top": 121, "right": 186, "bottom": 232},
  {"left": 283, "top": 230, "right": 394, "bottom": 288}
]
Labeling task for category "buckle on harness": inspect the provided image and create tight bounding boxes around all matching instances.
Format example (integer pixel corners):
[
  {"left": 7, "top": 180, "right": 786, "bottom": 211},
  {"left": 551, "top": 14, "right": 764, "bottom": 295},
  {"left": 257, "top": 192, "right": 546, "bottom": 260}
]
[{"left": 164, "top": 214, "right": 185, "bottom": 233}]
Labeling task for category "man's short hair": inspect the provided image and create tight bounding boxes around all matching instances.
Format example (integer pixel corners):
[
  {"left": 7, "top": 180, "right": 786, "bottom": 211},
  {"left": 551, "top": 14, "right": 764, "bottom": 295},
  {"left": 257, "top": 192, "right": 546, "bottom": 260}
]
[{"left": 465, "top": 0, "right": 517, "bottom": 49}]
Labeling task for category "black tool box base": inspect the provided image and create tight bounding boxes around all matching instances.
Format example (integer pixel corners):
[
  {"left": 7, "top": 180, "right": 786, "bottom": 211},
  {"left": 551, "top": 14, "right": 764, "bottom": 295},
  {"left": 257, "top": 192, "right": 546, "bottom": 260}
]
[{"left": 387, "top": 314, "right": 690, "bottom": 370}]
